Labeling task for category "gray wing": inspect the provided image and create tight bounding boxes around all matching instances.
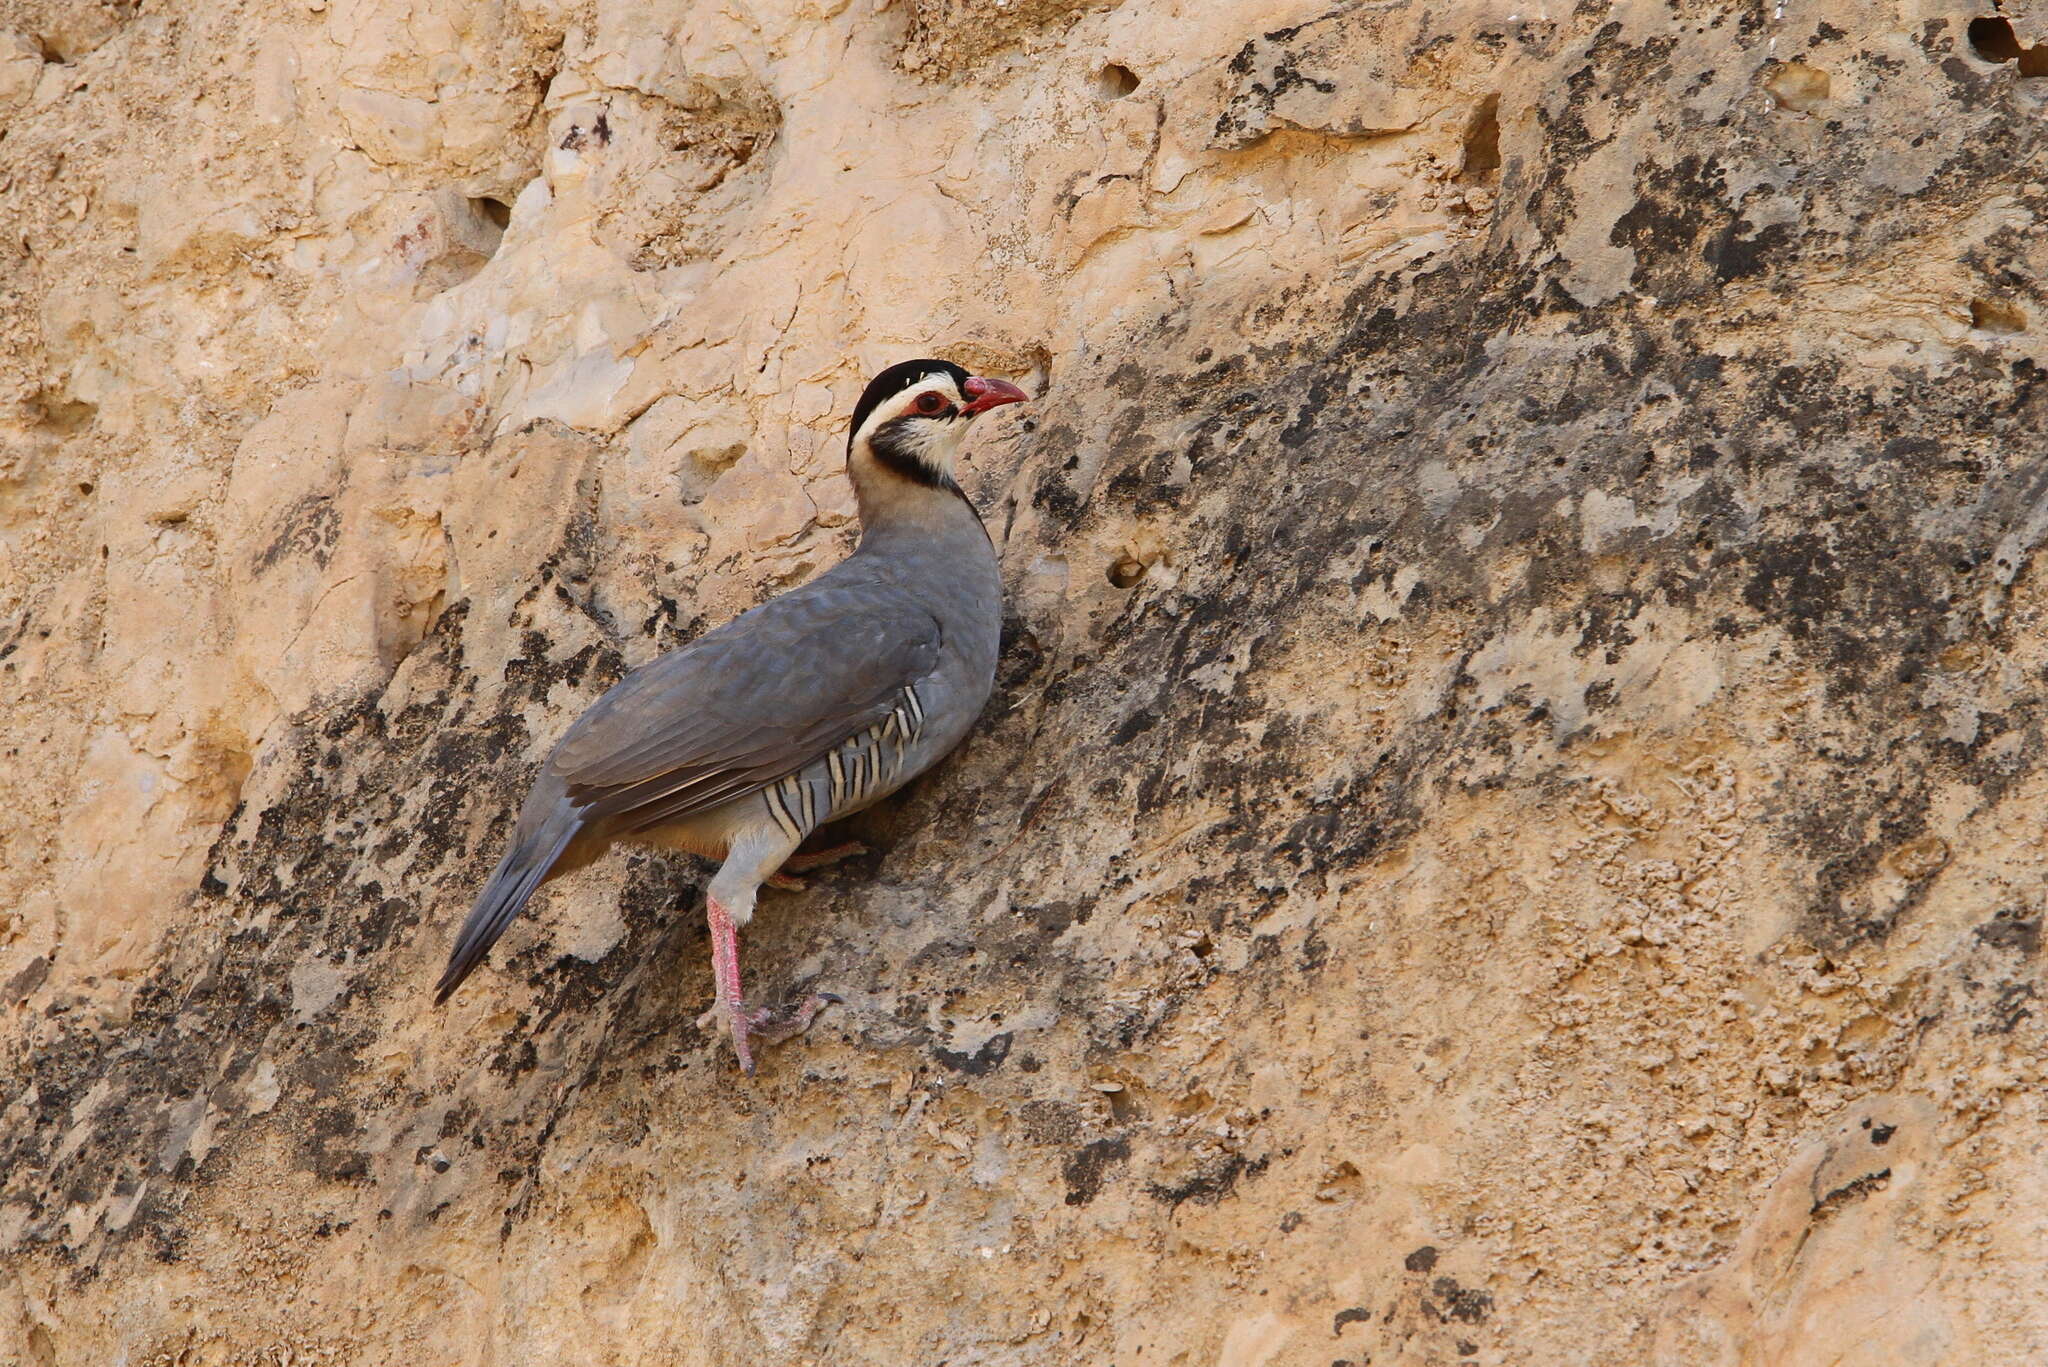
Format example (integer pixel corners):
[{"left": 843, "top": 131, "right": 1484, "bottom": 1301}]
[{"left": 549, "top": 573, "right": 942, "bottom": 831}]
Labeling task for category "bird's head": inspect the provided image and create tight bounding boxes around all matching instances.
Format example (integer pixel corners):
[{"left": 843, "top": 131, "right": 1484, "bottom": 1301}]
[{"left": 846, "top": 359, "right": 1029, "bottom": 500}]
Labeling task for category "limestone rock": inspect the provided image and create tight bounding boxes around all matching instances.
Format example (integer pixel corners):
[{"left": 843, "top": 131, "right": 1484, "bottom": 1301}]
[{"left": 3, "top": 2, "right": 2047, "bottom": 1364}]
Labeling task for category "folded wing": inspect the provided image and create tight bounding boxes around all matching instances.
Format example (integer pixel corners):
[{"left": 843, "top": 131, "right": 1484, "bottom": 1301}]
[{"left": 551, "top": 576, "right": 942, "bottom": 828}]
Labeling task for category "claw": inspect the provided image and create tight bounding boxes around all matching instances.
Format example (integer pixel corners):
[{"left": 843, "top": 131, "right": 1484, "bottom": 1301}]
[
  {"left": 745, "top": 992, "right": 842, "bottom": 1048},
  {"left": 697, "top": 992, "right": 841, "bottom": 1076},
  {"left": 764, "top": 843, "right": 871, "bottom": 894}
]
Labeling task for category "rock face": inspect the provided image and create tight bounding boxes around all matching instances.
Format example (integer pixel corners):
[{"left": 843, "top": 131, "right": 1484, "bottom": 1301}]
[{"left": 3, "top": 1, "right": 2047, "bottom": 1362}]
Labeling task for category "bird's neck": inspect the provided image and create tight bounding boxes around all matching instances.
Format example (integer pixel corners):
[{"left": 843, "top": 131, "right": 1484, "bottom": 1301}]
[
  {"left": 847, "top": 437, "right": 990, "bottom": 547},
  {"left": 849, "top": 460, "right": 1003, "bottom": 662},
  {"left": 852, "top": 476, "right": 991, "bottom": 553}
]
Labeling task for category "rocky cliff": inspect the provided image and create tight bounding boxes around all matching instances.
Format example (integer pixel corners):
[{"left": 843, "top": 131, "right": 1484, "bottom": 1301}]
[{"left": 4, "top": 1, "right": 2047, "bottom": 1362}]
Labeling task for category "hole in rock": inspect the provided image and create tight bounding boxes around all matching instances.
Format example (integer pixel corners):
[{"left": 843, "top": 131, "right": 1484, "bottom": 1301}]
[
  {"left": 1969, "top": 17, "right": 2023, "bottom": 63},
  {"left": 1766, "top": 61, "right": 1831, "bottom": 112},
  {"left": 1094, "top": 63, "right": 1140, "bottom": 99},
  {"left": 1317, "top": 1160, "right": 1363, "bottom": 1202},
  {"left": 1970, "top": 297, "right": 2027, "bottom": 333},
  {"left": 474, "top": 196, "right": 512, "bottom": 231},
  {"left": 1107, "top": 555, "right": 1146, "bottom": 588},
  {"left": 1459, "top": 95, "right": 1501, "bottom": 180},
  {"left": 1970, "top": 16, "right": 2048, "bottom": 74},
  {"left": 36, "top": 393, "right": 96, "bottom": 434}
]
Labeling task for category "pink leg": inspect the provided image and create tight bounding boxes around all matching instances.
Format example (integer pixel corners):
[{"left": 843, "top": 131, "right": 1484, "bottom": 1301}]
[
  {"left": 705, "top": 895, "right": 755, "bottom": 1075},
  {"left": 700, "top": 895, "right": 839, "bottom": 1078}
]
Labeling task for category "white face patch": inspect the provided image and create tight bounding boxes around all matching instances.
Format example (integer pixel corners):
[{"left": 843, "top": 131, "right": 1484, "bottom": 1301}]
[{"left": 851, "top": 374, "right": 972, "bottom": 481}]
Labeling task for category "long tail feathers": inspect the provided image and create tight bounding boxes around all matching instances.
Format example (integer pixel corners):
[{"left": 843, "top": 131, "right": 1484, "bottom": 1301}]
[{"left": 433, "top": 811, "right": 579, "bottom": 1004}]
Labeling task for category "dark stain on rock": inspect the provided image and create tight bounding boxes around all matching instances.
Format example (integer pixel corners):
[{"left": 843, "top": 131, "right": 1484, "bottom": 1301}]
[
  {"left": 254, "top": 493, "right": 341, "bottom": 573},
  {"left": 1111, "top": 706, "right": 1157, "bottom": 745},
  {"left": 935, "top": 1030, "right": 1014, "bottom": 1076},
  {"left": 1062, "top": 1135, "right": 1130, "bottom": 1206},
  {"left": 1976, "top": 981, "right": 2037, "bottom": 1036},
  {"left": 1975, "top": 908, "right": 2041, "bottom": 958},
  {"left": 1611, "top": 153, "right": 1800, "bottom": 299},
  {"left": 1147, "top": 1152, "right": 1270, "bottom": 1209},
  {"left": 6, "top": 955, "right": 49, "bottom": 1004},
  {"left": 1426, "top": 1277, "right": 1493, "bottom": 1325},
  {"left": 301, "top": 1103, "right": 371, "bottom": 1184}
]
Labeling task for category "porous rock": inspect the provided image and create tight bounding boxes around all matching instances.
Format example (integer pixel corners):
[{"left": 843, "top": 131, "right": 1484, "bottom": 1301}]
[{"left": 3, "top": 2, "right": 2046, "bottom": 1363}]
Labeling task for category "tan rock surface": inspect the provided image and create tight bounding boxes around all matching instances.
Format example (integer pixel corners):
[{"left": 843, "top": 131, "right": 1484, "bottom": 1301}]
[{"left": 3, "top": 1, "right": 2047, "bottom": 1362}]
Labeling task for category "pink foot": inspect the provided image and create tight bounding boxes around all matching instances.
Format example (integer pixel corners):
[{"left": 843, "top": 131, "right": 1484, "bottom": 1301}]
[
  {"left": 700, "top": 895, "right": 839, "bottom": 1077},
  {"left": 783, "top": 841, "right": 870, "bottom": 875},
  {"left": 763, "top": 842, "right": 869, "bottom": 893}
]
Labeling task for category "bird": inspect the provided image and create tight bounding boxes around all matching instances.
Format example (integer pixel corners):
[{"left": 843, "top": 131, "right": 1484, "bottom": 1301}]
[{"left": 434, "top": 359, "right": 1028, "bottom": 1074}]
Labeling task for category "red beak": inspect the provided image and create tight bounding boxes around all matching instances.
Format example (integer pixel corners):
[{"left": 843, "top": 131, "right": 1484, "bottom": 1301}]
[{"left": 961, "top": 376, "right": 1030, "bottom": 415}]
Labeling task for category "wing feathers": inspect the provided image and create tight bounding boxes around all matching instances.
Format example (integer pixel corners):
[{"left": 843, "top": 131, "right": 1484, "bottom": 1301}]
[{"left": 550, "top": 572, "right": 941, "bottom": 830}]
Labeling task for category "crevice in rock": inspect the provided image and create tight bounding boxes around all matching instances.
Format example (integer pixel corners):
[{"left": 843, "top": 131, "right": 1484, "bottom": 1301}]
[
  {"left": 34, "top": 391, "right": 97, "bottom": 434},
  {"left": 1765, "top": 61, "right": 1830, "bottom": 113},
  {"left": 31, "top": 1, "right": 139, "bottom": 64},
  {"left": 1459, "top": 94, "right": 1501, "bottom": 180}
]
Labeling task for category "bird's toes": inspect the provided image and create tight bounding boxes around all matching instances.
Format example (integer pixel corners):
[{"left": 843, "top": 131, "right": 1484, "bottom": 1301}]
[
  {"left": 782, "top": 841, "right": 871, "bottom": 876},
  {"left": 744, "top": 991, "right": 841, "bottom": 1047}
]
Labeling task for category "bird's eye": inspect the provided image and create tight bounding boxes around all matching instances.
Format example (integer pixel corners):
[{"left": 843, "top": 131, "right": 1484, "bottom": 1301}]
[{"left": 913, "top": 392, "right": 950, "bottom": 416}]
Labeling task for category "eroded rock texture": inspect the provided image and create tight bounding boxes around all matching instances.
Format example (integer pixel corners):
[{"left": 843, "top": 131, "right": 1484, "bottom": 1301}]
[{"left": 3, "top": 1, "right": 2046, "bottom": 1362}]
